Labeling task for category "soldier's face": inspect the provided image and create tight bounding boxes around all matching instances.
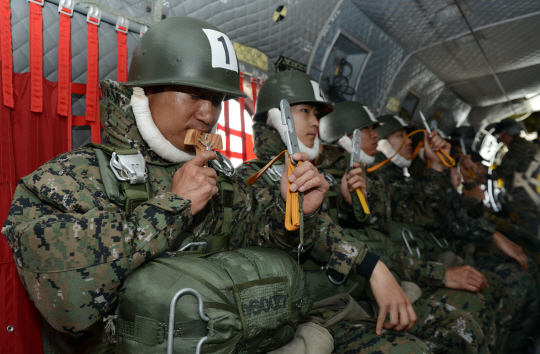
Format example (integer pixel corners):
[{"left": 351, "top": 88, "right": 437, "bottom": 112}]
[
  {"left": 146, "top": 85, "right": 225, "bottom": 152},
  {"left": 387, "top": 129, "right": 412, "bottom": 159},
  {"left": 358, "top": 125, "right": 379, "bottom": 156},
  {"left": 291, "top": 104, "right": 319, "bottom": 148}
]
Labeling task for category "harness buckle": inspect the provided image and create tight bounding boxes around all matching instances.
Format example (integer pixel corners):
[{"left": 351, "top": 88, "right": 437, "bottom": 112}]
[
  {"left": 266, "top": 164, "right": 284, "bottom": 182},
  {"left": 86, "top": 5, "right": 101, "bottom": 26},
  {"left": 326, "top": 266, "right": 347, "bottom": 285},
  {"left": 115, "top": 16, "right": 129, "bottom": 34},
  {"left": 58, "top": 0, "right": 74, "bottom": 16},
  {"left": 110, "top": 152, "right": 148, "bottom": 184},
  {"left": 27, "top": 0, "right": 44, "bottom": 6}
]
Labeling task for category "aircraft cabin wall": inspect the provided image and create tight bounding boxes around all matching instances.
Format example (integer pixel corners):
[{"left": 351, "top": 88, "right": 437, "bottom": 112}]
[{"left": 9, "top": 0, "right": 540, "bottom": 144}]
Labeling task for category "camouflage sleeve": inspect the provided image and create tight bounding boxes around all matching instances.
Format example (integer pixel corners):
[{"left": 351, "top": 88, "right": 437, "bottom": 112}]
[
  {"left": 443, "top": 184, "right": 494, "bottom": 243},
  {"left": 309, "top": 213, "right": 370, "bottom": 277},
  {"left": 389, "top": 169, "right": 449, "bottom": 231},
  {"left": 395, "top": 249, "right": 446, "bottom": 288},
  {"left": 463, "top": 195, "right": 485, "bottom": 218},
  {"left": 2, "top": 156, "right": 193, "bottom": 334},
  {"left": 350, "top": 175, "right": 392, "bottom": 232}
]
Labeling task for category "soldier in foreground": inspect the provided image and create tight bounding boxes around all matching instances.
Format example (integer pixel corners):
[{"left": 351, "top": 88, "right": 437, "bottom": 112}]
[{"left": 1, "top": 17, "right": 336, "bottom": 353}]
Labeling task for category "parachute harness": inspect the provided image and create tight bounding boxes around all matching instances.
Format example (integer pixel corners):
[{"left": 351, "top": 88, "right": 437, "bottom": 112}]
[{"left": 367, "top": 129, "right": 455, "bottom": 173}]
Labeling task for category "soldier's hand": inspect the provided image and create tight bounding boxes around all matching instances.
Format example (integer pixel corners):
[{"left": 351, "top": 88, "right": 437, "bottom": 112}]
[
  {"left": 172, "top": 151, "right": 219, "bottom": 215},
  {"left": 281, "top": 152, "right": 329, "bottom": 215},
  {"left": 424, "top": 131, "right": 451, "bottom": 172},
  {"left": 370, "top": 261, "right": 417, "bottom": 334},
  {"left": 445, "top": 265, "right": 489, "bottom": 292},
  {"left": 460, "top": 155, "right": 475, "bottom": 183},
  {"left": 493, "top": 231, "right": 529, "bottom": 271},
  {"left": 341, "top": 162, "right": 367, "bottom": 205}
]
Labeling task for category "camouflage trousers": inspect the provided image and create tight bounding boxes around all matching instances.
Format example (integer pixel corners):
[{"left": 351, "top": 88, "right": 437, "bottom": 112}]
[
  {"left": 473, "top": 251, "right": 540, "bottom": 351},
  {"left": 421, "top": 269, "right": 518, "bottom": 354},
  {"left": 327, "top": 318, "right": 431, "bottom": 354},
  {"left": 508, "top": 191, "right": 540, "bottom": 235},
  {"left": 410, "top": 299, "right": 489, "bottom": 354}
]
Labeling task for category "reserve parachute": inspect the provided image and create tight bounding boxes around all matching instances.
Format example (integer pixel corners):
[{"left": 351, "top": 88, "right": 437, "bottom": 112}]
[{"left": 116, "top": 247, "right": 307, "bottom": 354}]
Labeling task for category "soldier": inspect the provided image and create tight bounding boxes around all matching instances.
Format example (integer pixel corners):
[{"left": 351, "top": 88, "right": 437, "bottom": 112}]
[
  {"left": 238, "top": 77, "right": 489, "bottom": 354},
  {"left": 492, "top": 118, "right": 540, "bottom": 235},
  {"left": 2, "top": 17, "right": 334, "bottom": 353},
  {"left": 372, "top": 114, "right": 540, "bottom": 353}
]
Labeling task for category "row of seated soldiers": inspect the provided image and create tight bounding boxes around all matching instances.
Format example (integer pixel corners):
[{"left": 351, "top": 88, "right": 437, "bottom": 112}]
[{"left": 235, "top": 70, "right": 540, "bottom": 354}]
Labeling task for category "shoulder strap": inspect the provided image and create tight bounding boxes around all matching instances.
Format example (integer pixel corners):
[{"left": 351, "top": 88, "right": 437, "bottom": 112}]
[
  {"left": 208, "top": 174, "right": 235, "bottom": 253},
  {"left": 88, "top": 143, "right": 149, "bottom": 217}
]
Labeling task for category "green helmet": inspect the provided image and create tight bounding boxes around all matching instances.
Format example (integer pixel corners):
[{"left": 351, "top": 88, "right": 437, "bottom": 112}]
[
  {"left": 375, "top": 115, "right": 409, "bottom": 140},
  {"left": 125, "top": 17, "right": 246, "bottom": 99},
  {"left": 319, "top": 101, "right": 378, "bottom": 143},
  {"left": 494, "top": 118, "right": 522, "bottom": 137},
  {"left": 254, "top": 71, "right": 333, "bottom": 122}
]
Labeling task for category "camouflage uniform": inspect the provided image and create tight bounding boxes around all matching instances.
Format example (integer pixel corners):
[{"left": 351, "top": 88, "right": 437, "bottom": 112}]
[
  {"left": 372, "top": 153, "right": 537, "bottom": 352},
  {"left": 238, "top": 123, "right": 489, "bottom": 354},
  {"left": 1, "top": 81, "right": 327, "bottom": 342},
  {"left": 493, "top": 137, "right": 540, "bottom": 234},
  {"left": 442, "top": 172, "right": 540, "bottom": 351}
]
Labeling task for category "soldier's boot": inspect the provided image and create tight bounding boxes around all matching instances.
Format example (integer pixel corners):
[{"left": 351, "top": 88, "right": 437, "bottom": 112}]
[
  {"left": 410, "top": 299, "right": 489, "bottom": 354},
  {"left": 421, "top": 288, "right": 497, "bottom": 352},
  {"left": 327, "top": 318, "right": 431, "bottom": 354},
  {"left": 475, "top": 254, "right": 539, "bottom": 352}
]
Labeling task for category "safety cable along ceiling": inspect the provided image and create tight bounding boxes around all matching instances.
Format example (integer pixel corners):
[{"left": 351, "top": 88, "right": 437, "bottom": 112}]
[{"left": 452, "top": 0, "right": 517, "bottom": 117}]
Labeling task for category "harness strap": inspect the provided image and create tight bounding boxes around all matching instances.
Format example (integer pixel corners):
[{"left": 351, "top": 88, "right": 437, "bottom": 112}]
[{"left": 208, "top": 175, "right": 234, "bottom": 253}]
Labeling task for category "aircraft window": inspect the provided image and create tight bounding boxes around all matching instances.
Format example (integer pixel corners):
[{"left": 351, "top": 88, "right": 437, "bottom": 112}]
[
  {"left": 399, "top": 92, "right": 420, "bottom": 123},
  {"left": 217, "top": 99, "right": 253, "bottom": 167},
  {"left": 320, "top": 30, "right": 370, "bottom": 103}
]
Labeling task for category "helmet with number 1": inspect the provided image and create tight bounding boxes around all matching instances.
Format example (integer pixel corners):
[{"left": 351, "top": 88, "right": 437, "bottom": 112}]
[
  {"left": 124, "top": 17, "right": 246, "bottom": 99},
  {"left": 319, "top": 101, "right": 379, "bottom": 143},
  {"left": 375, "top": 115, "right": 409, "bottom": 140},
  {"left": 254, "top": 71, "right": 333, "bottom": 122}
]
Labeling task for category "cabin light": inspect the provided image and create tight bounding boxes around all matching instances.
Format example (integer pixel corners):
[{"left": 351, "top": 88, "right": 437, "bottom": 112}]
[{"left": 527, "top": 95, "right": 540, "bottom": 112}]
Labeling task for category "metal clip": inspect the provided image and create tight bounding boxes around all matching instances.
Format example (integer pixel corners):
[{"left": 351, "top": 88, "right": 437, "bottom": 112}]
[
  {"left": 86, "top": 5, "right": 101, "bottom": 26},
  {"left": 140, "top": 25, "right": 148, "bottom": 38},
  {"left": 210, "top": 151, "right": 236, "bottom": 178},
  {"left": 179, "top": 242, "right": 208, "bottom": 253},
  {"left": 168, "top": 288, "right": 209, "bottom": 354},
  {"left": 265, "top": 164, "right": 284, "bottom": 182},
  {"left": 115, "top": 16, "right": 129, "bottom": 34},
  {"left": 110, "top": 152, "right": 147, "bottom": 184},
  {"left": 401, "top": 229, "right": 421, "bottom": 258},
  {"left": 326, "top": 266, "right": 347, "bottom": 285},
  {"left": 58, "top": 0, "right": 74, "bottom": 16},
  {"left": 429, "top": 232, "right": 449, "bottom": 249},
  {"left": 27, "top": 0, "right": 44, "bottom": 6}
]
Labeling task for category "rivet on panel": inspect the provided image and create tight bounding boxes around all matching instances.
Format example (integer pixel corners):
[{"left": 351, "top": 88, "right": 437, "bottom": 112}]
[{"left": 7, "top": 325, "right": 14, "bottom": 332}]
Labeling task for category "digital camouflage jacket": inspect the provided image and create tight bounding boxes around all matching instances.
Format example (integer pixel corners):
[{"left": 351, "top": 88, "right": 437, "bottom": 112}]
[
  {"left": 236, "top": 123, "right": 372, "bottom": 278},
  {"left": 316, "top": 144, "right": 446, "bottom": 288},
  {"left": 494, "top": 137, "right": 540, "bottom": 188},
  {"left": 1, "top": 80, "right": 319, "bottom": 335}
]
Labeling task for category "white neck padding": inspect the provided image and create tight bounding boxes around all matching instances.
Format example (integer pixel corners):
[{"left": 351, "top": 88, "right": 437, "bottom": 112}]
[
  {"left": 266, "top": 108, "right": 320, "bottom": 161},
  {"left": 377, "top": 139, "right": 412, "bottom": 168},
  {"left": 131, "top": 87, "right": 197, "bottom": 163},
  {"left": 338, "top": 135, "right": 375, "bottom": 166}
]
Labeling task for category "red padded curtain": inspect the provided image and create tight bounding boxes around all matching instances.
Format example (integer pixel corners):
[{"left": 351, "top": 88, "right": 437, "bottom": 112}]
[{"left": 1, "top": 71, "right": 68, "bottom": 354}]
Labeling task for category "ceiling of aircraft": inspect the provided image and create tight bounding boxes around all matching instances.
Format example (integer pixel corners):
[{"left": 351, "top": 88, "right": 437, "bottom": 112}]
[{"left": 11, "top": 0, "right": 540, "bottom": 134}]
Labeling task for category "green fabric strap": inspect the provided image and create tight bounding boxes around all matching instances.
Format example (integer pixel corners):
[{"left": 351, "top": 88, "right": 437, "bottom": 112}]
[
  {"left": 116, "top": 316, "right": 208, "bottom": 345},
  {"left": 207, "top": 175, "right": 234, "bottom": 253},
  {"left": 89, "top": 143, "right": 149, "bottom": 218},
  {"left": 326, "top": 190, "right": 339, "bottom": 224}
]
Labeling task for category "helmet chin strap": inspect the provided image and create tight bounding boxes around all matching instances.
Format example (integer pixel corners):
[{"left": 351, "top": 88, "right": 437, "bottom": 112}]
[
  {"left": 377, "top": 139, "right": 412, "bottom": 168},
  {"left": 338, "top": 135, "right": 375, "bottom": 166},
  {"left": 267, "top": 108, "right": 320, "bottom": 161},
  {"left": 131, "top": 87, "right": 196, "bottom": 163}
]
